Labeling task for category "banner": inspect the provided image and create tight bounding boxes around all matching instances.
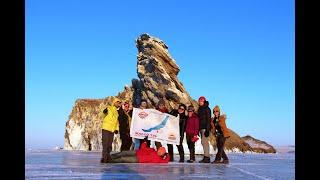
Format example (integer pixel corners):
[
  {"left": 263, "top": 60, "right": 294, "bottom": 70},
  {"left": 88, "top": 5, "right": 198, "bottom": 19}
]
[{"left": 130, "top": 108, "right": 180, "bottom": 145}]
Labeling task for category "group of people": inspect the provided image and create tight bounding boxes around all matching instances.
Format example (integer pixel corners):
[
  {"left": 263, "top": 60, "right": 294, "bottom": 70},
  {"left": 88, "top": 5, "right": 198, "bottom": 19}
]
[{"left": 100, "top": 96, "right": 230, "bottom": 164}]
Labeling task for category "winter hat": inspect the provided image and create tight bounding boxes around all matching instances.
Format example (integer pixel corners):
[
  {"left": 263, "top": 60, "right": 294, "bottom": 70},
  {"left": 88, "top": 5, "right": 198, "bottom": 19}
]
[
  {"left": 198, "top": 96, "right": 206, "bottom": 102},
  {"left": 157, "top": 147, "right": 166, "bottom": 156}
]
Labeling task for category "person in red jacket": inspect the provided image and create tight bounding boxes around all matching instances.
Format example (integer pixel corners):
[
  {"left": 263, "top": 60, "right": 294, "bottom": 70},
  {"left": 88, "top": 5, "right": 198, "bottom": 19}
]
[
  {"left": 108, "top": 142, "right": 170, "bottom": 163},
  {"left": 185, "top": 105, "right": 199, "bottom": 163}
]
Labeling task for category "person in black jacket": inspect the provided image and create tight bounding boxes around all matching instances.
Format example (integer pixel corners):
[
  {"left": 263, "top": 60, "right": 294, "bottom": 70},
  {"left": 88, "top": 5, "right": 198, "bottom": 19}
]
[
  {"left": 197, "top": 96, "right": 211, "bottom": 163},
  {"left": 118, "top": 101, "right": 133, "bottom": 151},
  {"left": 169, "top": 103, "right": 188, "bottom": 162}
]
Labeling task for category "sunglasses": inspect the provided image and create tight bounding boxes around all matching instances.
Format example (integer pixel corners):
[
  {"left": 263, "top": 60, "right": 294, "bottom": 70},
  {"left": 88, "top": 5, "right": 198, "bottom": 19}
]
[
  {"left": 214, "top": 111, "right": 220, "bottom": 113},
  {"left": 178, "top": 108, "right": 185, "bottom": 110}
]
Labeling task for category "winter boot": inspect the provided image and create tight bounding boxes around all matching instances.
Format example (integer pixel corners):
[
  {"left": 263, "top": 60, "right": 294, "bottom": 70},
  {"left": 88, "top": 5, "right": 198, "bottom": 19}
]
[
  {"left": 100, "top": 155, "right": 110, "bottom": 163},
  {"left": 204, "top": 156, "right": 210, "bottom": 163},
  {"left": 221, "top": 159, "right": 229, "bottom": 164},
  {"left": 187, "top": 149, "right": 195, "bottom": 163},
  {"left": 211, "top": 159, "right": 221, "bottom": 164},
  {"left": 179, "top": 156, "right": 185, "bottom": 163},
  {"left": 178, "top": 145, "right": 185, "bottom": 163},
  {"left": 211, "top": 155, "right": 222, "bottom": 164},
  {"left": 199, "top": 156, "right": 205, "bottom": 163},
  {"left": 199, "top": 156, "right": 210, "bottom": 163},
  {"left": 100, "top": 158, "right": 107, "bottom": 163},
  {"left": 179, "top": 150, "right": 185, "bottom": 163}
]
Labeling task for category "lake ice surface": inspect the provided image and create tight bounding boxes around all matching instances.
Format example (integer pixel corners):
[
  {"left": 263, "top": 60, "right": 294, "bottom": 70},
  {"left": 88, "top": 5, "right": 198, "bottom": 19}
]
[{"left": 26, "top": 150, "right": 294, "bottom": 179}]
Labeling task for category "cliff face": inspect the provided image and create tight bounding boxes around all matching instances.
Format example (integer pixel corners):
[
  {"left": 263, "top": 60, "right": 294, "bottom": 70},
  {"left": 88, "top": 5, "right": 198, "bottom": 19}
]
[
  {"left": 64, "top": 99, "right": 104, "bottom": 151},
  {"left": 64, "top": 33, "right": 274, "bottom": 153},
  {"left": 64, "top": 86, "right": 133, "bottom": 151}
]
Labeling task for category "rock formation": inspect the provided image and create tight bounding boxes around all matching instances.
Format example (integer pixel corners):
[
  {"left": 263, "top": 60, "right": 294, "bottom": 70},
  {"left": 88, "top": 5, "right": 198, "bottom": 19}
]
[
  {"left": 133, "top": 33, "right": 198, "bottom": 110},
  {"left": 64, "top": 33, "right": 274, "bottom": 153},
  {"left": 242, "top": 135, "right": 276, "bottom": 153}
]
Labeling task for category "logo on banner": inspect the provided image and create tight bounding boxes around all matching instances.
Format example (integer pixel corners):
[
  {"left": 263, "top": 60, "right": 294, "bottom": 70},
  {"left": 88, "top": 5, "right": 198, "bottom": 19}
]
[
  {"left": 138, "top": 111, "right": 149, "bottom": 119},
  {"left": 142, "top": 115, "right": 169, "bottom": 132}
]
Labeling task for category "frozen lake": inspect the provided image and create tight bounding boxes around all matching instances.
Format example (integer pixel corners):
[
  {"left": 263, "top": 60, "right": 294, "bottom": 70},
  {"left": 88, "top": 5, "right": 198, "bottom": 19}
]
[{"left": 26, "top": 150, "right": 294, "bottom": 179}]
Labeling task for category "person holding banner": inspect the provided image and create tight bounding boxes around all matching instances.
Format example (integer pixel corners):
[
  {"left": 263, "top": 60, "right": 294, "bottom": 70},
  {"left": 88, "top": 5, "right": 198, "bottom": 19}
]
[
  {"left": 155, "top": 100, "right": 171, "bottom": 159},
  {"left": 109, "top": 142, "right": 170, "bottom": 163},
  {"left": 170, "top": 103, "right": 187, "bottom": 162},
  {"left": 100, "top": 98, "right": 122, "bottom": 163},
  {"left": 133, "top": 99, "right": 148, "bottom": 150},
  {"left": 185, "top": 105, "right": 199, "bottom": 163}
]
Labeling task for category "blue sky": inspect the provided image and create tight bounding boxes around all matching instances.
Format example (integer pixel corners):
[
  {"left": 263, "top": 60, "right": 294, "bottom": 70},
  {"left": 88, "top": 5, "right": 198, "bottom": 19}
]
[{"left": 26, "top": 0, "right": 294, "bottom": 149}]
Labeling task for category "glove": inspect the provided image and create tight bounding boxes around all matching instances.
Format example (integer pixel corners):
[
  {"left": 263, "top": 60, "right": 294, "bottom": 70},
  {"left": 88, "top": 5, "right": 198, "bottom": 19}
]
[
  {"left": 204, "top": 129, "right": 209, "bottom": 137},
  {"left": 114, "top": 130, "right": 118, "bottom": 134},
  {"left": 191, "top": 135, "right": 199, "bottom": 142}
]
